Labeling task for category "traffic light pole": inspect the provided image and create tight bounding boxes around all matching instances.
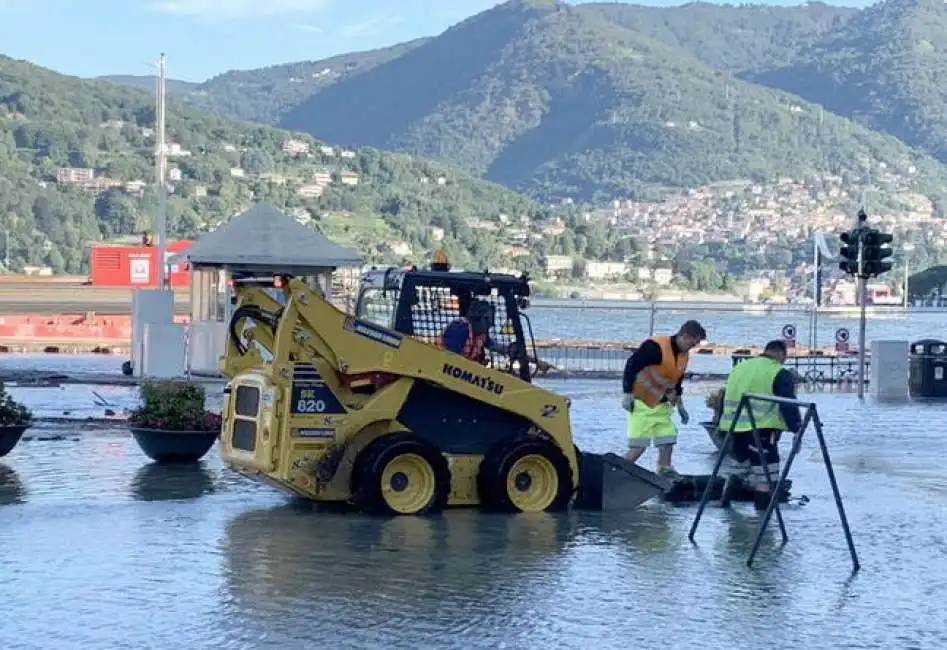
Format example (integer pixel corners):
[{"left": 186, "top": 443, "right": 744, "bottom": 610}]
[{"left": 857, "top": 236, "right": 867, "bottom": 399}]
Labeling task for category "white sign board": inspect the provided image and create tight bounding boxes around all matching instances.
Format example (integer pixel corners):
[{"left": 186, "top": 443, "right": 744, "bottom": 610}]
[{"left": 130, "top": 258, "right": 150, "bottom": 284}]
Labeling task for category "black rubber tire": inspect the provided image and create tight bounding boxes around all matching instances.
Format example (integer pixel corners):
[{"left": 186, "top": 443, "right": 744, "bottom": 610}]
[
  {"left": 477, "top": 436, "right": 574, "bottom": 513},
  {"left": 351, "top": 433, "right": 451, "bottom": 516}
]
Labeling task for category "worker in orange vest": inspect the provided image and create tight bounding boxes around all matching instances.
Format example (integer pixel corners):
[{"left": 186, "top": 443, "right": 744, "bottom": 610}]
[
  {"left": 439, "top": 300, "right": 506, "bottom": 364},
  {"left": 621, "top": 320, "right": 707, "bottom": 476}
]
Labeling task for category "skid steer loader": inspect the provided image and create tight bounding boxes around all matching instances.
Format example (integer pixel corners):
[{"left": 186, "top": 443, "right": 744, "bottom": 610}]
[{"left": 218, "top": 254, "right": 784, "bottom": 515}]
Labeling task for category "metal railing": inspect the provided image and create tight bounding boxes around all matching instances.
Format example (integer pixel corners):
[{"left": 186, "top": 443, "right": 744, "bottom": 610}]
[
  {"left": 529, "top": 347, "right": 866, "bottom": 383},
  {"left": 732, "top": 353, "right": 869, "bottom": 385},
  {"left": 688, "top": 393, "right": 860, "bottom": 572}
]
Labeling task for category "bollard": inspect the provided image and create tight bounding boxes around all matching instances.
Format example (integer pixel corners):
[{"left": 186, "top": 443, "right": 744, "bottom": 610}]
[{"left": 871, "top": 340, "right": 909, "bottom": 400}]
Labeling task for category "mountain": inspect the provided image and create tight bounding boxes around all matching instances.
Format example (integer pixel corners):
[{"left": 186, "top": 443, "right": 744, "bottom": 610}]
[
  {"left": 97, "top": 40, "right": 430, "bottom": 129},
  {"left": 0, "top": 55, "right": 555, "bottom": 275},
  {"left": 148, "top": 2, "right": 857, "bottom": 129},
  {"left": 580, "top": 1, "right": 857, "bottom": 74},
  {"left": 745, "top": 0, "right": 947, "bottom": 163},
  {"left": 97, "top": 75, "right": 198, "bottom": 95},
  {"left": 273, "top": 0, "right": 947, "bottom": 206}
]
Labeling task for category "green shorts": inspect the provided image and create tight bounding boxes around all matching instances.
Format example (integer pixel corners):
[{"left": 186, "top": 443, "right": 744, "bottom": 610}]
[{"left": 627, "top": 400, "right": 677, "bottom": 448}]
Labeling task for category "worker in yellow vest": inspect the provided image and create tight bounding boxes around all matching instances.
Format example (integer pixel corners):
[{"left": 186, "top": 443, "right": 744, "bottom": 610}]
[
  {"left": 717, "top": 339, "right": 802, "bottom": 510},
  {"left": 622, "top": 320, "right": 707, "bottom": 476}
]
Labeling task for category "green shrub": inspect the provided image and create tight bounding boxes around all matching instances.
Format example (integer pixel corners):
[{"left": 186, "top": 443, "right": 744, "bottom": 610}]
[
  {"left": 0, "top": 382, "right": 32, "bottom": 427},
  {"left": 129, "top": 380, "right": 221, "bottom": 431}
]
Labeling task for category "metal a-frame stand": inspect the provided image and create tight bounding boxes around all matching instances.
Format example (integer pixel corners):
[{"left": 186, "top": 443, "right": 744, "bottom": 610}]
[{"left": 688, "top": 393, "right": 860, "bottom": 572}]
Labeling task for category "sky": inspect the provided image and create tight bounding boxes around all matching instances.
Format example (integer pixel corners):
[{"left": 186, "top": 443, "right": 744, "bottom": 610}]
[{"left": 0, "top": 0, "right": 875, "bottom": 83}]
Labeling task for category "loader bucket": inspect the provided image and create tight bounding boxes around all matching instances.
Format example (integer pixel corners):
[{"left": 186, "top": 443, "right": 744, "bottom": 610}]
[{"left": 574, "top": 452, "right": 674, "bottom": 511}]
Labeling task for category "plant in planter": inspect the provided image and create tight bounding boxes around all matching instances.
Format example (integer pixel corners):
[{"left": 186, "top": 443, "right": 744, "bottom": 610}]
[
  {"left": 128, "top": 379, "right": 222, "bottom": 463},
  {"left": 0, "top": 381, "right": 33, "bottom": 458}
]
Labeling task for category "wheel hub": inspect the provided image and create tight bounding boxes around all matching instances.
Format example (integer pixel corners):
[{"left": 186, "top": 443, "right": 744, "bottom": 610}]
[
  {"left": 505, "top": 453, "right": 559, "bottom": 512},
  {"left": 389, "top": 471, "right": 409, "bottom": 492}
]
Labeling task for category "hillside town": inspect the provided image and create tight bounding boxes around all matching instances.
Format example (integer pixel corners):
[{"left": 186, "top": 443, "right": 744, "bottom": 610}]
[{"left": 44, "top": 126, "right": 934, "bottom": 305}]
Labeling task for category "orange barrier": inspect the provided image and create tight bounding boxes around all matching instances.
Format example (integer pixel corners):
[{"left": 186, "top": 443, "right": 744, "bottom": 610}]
[{"left": 0, "top": 313, "right": 189, "bottom": 341}]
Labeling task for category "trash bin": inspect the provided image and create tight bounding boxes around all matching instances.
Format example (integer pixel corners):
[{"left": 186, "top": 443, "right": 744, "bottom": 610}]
[{"left": 909, "top": 339, "right": 947, "bottom": 398}]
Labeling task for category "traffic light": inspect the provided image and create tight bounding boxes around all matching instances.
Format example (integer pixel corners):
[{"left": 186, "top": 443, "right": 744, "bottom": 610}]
[
  {"left": 862, "top": 228, "right": 893, "bottom": 277},
  {"left": 838, "top": 229, "right": 860, "bottom": 275}
]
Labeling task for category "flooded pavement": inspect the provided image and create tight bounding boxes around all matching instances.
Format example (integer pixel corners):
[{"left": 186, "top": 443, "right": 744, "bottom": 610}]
[{"left": 1, "top": 372, "right": 946, "bottom": 649}]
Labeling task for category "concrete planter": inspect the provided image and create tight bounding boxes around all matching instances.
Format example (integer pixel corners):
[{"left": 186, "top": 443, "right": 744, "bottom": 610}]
[
  {"left": 129, "top": 426, "right": 219, "bottom": 463},
  {"left": 0, "top": 424, "right": 30, "bottom": 458}
]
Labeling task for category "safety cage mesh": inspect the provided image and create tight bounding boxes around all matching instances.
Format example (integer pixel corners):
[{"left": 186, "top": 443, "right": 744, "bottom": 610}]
[
  {"left": 358, "top": 284, "right": 518, "bottom": 371},
  {"left": 408, "top": 285, "right": 517, "bottom": 370}
]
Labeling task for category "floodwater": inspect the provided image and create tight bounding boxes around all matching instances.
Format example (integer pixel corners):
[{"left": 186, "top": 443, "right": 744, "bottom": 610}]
[{"left": 1, "top": 359, "right": 947, "bottom": 648}]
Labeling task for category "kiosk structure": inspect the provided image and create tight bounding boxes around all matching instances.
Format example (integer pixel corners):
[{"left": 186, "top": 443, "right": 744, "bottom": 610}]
[{"left": 133, "top": 203, "right": 362, "bottom": 377}]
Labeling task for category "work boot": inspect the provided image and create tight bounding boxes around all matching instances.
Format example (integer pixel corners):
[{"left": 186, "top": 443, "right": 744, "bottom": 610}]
[
  {"left": 719, "top": 474, "right": 738, "bottom": 508},
  {"left": 753, "top": 490, "right": 773, "bottom": 511}
]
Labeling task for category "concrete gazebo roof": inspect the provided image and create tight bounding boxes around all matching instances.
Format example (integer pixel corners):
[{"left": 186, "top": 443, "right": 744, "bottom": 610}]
[{"left": 170, "top": 203, "right": 361, "bottom": 273}]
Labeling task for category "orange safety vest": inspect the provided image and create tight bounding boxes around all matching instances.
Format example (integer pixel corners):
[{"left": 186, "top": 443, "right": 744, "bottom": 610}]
[
  {"left": 437, "top": 317, "right": 486, "bottom": 360},
  {"left": 631, "top": 335, "right": 689, "bottom": 407}
]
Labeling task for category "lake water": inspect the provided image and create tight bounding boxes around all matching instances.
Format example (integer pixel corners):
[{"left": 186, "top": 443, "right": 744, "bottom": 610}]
[
  {"left": 1, "top": 355, "right": 946, "bottom": 649},
  {"left": 528, "top": 300, "right": 943, "bottom": 348}
]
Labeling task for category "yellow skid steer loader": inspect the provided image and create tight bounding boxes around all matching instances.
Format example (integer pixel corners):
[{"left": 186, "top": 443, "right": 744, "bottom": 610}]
[{"left": 217, "top": 255, "right": 763, "bottom": 515}]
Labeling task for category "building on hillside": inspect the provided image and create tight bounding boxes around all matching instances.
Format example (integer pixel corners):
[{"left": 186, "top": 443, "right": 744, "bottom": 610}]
[
  {"left": 653, "top": 267, "right": 673, "bottom": 285},
  {"left": 297, "top": 184, "right": 325, "bottom": 198},
  {"left": 502, "top": 243, "right": 529, "bottom": 258},
  {"left": 585, "top": 261, "right": 628, "bottom": 280},
  {"left": 282, "top": 139, "right": 310, "bottom": 156},
  {"left": 57, "top": 167, "right": 94, "bottom": 184},
  {"left": 339, "top": 171, "right": 359, "bottom": 186},
  {"left": 544, "top": 255, "right": 573, "bottom": 276}
]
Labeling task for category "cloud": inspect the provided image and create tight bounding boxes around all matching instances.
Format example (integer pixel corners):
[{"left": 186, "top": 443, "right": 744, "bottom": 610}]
[
  {"left": 148, "top": 0, "right": 328, "bottom": 19},
  {"left": 296, "top": 23, "right": 323, "bottom": 33},
  {"left": 340, "top": 13, "right": 405, "bottom": 37}
]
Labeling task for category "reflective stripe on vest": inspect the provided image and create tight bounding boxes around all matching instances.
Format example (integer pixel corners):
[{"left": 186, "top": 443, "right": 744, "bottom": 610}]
[
  {"left": 717, "top": 355, "right": 787, "bottom": 433},
  {"left": 631, "top": 335, "right": 689, "bottom": 407}
]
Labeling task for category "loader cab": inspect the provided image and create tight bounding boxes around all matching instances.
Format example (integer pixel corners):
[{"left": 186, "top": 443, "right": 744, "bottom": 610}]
[{"left": 354, "top": 252, "right": 539, "bottom": 382}]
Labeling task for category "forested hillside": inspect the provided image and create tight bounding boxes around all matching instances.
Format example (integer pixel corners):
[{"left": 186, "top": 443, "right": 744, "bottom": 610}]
[
  {"left": 98, "top": 0, "right": 947, "bottom": 210},
  {"left": 26, "top": 0, "right": 947, "bottom": 282},
  {"left": 746, "top": 0, "right": 947, "bottom": 164},
  {"left": 0, "top": 55, "right": 556, "bottom": 274},
  {"left": 276, "top": 0, "right": 947, "bottom": 206}
]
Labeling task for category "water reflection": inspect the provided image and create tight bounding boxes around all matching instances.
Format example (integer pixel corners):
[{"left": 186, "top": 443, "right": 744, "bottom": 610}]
[
  {"left": 222, "top": 505, "right": 579, "bottom": 643},
  {"left": 0, "top": 464, "right": 24, "bottom": 505},
  {"left": 130, "top": 462, "right": 215, "bottom": 502},
  {"left": 579, "top": 505, "right": 674, "bottom": 554}
]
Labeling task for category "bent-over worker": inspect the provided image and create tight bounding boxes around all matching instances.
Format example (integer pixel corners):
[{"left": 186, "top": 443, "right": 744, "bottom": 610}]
[
  {"left": 440, "top": 300, "right": 507, "bottom": 364},
  {"left": 622, "top": 320, "right": 707, "bottom": 476},
  {"left": 717, "top": 339, "right": 802, "bottom": 510}
]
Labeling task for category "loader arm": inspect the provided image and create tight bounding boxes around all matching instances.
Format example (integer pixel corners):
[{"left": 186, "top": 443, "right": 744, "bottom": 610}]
[{"left": 220, "top": 285, "right": 285, "bottom": 378}]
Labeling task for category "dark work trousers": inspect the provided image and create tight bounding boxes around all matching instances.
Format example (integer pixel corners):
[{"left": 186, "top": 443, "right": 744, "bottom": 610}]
[{"left": 730, "top": 428, "right": 781, "bottom": 490}]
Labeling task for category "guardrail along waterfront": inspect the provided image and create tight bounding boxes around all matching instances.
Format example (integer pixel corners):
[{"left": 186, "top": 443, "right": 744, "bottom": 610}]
[{"left": 0, "top": 341, "right": 865, "bottom": 386}]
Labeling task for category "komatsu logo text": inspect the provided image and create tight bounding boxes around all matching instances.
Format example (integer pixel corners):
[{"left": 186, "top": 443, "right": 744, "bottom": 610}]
[{"left": 442, "top": 364, "right": 504, "bottom": 395}]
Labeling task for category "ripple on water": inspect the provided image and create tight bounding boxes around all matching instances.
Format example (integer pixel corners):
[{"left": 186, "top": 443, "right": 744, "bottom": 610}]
[{"left": 1, "top": 385, "right": 947, "bottom": 648}]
